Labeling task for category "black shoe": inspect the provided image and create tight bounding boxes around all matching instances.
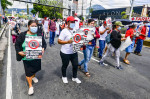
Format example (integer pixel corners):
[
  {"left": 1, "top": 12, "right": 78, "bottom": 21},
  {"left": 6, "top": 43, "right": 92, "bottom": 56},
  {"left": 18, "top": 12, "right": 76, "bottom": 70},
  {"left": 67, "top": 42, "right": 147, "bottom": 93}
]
[
  {"left": 134, "top": 51, "right": 137, "bottom": 54},
  {"left": 115, "top": 65, "right": 123, "bottom": 70},
  {"left": 98, "top": 56, "right": 102, "bottom": 59}
]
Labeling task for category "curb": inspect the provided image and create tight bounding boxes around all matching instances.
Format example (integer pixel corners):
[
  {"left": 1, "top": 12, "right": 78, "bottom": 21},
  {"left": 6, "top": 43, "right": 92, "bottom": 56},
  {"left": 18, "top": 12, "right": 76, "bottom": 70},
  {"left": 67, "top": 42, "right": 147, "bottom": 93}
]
[{"left": 0, "top": 26, "right": 8, "bottom": 67}]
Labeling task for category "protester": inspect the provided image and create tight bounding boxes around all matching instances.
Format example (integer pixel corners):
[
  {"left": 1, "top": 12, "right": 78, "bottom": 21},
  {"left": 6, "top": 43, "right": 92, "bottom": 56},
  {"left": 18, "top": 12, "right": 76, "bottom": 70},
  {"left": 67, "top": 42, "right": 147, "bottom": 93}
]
[
  {"left": 37, "top": 18, "right": 44, "bottom": 38},
  {"left": 98, "top": 21, "right": 111, "bottom": 58},
  {"left": 78, "top": 19, "right": 100, "bottom": 77},
  {"left": 74, "top": 13, "right": 80, "bottom": 30},
  {"left": 42, "top": 17, "right": 49, "bottom": 39},
  {"left": 11, "top": 19, "right": 20, "bottom": 45},
  {"left": 99, "top": 21, "right": 126, "bottom": 70},
  {"left": 56, "top": 19, "right": 61, "bottom": 37},
  {"left": 49, "top": 17, "right": 57, "bottom": 47},
  {"left": 16, "top": 18, "right": 21, "bottom": 29},
  {"left": 61, "top": 20, "right": 67, "bottom": 30},
  {"left": 123, "top": 24, "right": 136, "bottom": 64},
  {"left": 134, "top": 21, "right": 149, "bottom": 56},
  {"left": 58, "top": 16, "right": 81, "bottom": 84},
  {"left": 15, "top": 20, "right": 47, "bottom": 95},
  {"left": 79, "top": 20, "right": 83, "bottom": 28}
]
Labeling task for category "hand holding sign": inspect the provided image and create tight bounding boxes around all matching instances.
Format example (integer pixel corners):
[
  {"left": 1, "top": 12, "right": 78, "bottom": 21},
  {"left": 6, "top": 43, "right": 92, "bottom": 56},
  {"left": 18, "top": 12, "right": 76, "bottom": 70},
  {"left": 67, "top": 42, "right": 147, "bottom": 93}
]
[{"left": 18, "top": 51, "right": 26, "bottom": 57}]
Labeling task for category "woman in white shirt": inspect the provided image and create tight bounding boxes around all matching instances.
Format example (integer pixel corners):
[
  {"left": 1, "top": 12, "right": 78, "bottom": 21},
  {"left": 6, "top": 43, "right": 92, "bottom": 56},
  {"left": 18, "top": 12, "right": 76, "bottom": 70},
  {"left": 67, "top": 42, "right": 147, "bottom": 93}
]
[{"left": 58, "top": 16, "right": 81, "bottom": 84}]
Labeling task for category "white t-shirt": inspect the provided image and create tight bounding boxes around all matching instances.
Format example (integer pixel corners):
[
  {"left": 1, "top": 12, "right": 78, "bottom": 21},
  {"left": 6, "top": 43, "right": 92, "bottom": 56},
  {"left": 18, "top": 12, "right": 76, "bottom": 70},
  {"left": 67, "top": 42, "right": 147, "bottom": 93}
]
[
  {"left": 59, "top": 28, "right": 74, "bottom": 54},
  {"left": 74, "top": 17, "right": 80, "bottom": 30},
  {"left": 99, "top": 25, "right": 108, "bottom": 40}
]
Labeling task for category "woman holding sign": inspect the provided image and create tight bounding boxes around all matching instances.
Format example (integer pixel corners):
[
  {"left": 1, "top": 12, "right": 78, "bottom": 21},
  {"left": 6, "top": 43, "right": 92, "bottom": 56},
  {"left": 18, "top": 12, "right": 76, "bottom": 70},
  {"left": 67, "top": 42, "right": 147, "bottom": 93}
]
[
  {"left": 15, "top": 20, "right": 47, "bottom": 95},
  {"left": 58, "top": 16, "right": 81, "bottom": 84}
]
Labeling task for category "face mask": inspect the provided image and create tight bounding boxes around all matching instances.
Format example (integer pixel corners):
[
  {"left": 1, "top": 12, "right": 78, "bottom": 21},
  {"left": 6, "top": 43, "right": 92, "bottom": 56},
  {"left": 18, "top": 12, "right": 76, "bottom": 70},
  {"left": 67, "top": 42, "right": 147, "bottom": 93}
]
[
  {"left": 70, "top": 23, "right": 75, "bottom": 29},
  {"left": 38, "top": 21, "right": 42, "bottom": 24},
  {"left": 30, "top": 27, "right": 38, "bottom": 33},
  {"left": 118, "top": 27, "right": 121, "bottom": 30}
]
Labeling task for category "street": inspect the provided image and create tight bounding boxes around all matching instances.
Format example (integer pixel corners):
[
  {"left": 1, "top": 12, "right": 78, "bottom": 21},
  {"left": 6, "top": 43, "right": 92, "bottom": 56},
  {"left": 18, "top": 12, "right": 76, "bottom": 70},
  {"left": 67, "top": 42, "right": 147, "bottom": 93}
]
[{"left": 0, "top": 26, "right": 150, "bottom": 99}]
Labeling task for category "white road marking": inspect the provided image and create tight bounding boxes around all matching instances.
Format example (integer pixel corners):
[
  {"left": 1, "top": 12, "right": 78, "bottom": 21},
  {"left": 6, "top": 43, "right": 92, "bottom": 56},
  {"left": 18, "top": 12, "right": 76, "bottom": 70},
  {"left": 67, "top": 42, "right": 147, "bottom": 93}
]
[
  {"left": 6, "top": 28, "right": 12, "bottom": 99},
  {"left": 78, "top": 51, "right": 99, "bottom": 62}
]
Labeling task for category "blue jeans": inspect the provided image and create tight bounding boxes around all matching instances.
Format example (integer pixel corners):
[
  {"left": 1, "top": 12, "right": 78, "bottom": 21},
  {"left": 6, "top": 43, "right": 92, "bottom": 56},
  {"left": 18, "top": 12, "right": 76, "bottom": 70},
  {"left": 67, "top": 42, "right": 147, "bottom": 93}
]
[
  {"left": 99, "top": 40, "right": 106, "bottom": 58},
  {"left": 79, "top": 45, "right": 95, "bottom": 72},
  {"left": 135, "top": 39, "right": 144, "bottom": 53},
  {"left": 49, "top": 31, "right": 55, "bottom": 45}
]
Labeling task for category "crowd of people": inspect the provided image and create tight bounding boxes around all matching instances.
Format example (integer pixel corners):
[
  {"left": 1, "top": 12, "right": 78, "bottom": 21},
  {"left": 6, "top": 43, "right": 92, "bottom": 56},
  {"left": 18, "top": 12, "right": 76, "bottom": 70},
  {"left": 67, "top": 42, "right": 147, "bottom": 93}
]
[{"left": 7, "top": 13, "right": 149, "bottom": 95}]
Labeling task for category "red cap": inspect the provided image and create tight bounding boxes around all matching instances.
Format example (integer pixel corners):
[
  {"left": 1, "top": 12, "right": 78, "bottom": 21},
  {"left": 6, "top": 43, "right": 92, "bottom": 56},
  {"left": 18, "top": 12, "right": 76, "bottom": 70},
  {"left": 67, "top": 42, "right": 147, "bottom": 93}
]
[
  {"left": 104, "top": 21, "right": 106, "bottom": 24},
  {"left": 44, "top": 17, "right": 47, "bottom": 20},
  {"left": 74, "top": 13, "right": 77, "bottom": 16},
  {"left": 66, "top": 16, "right": 77, "bottom": 22}
]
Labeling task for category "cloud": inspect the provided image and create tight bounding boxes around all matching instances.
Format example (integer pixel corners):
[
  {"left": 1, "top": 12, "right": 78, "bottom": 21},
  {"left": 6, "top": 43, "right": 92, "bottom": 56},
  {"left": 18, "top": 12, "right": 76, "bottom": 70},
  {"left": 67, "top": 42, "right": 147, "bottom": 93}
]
[{"left": 8, "top": 0, "right": 33, "bottom": 9}]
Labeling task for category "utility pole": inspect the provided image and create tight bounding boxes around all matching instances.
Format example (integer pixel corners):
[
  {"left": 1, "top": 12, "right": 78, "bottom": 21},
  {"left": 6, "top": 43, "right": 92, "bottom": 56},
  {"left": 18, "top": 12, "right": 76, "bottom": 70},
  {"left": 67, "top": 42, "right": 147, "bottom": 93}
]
[
  {"left": 0, "top": 0, "right": 2, "bottom": 28},
  {"left": 89, "top": 0, "right": 92, "bottom": 18},
  {"left": 129, "top": 0, "right": 134, "bottom": 20},
  {"left": 82, "top": 0, "right": 83, "bottom": 18}
]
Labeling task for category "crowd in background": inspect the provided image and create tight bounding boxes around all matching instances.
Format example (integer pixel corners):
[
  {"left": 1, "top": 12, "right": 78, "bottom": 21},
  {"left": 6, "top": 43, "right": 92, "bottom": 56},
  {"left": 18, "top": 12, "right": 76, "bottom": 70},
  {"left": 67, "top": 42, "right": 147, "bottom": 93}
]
[{"left": 6, "top": 13, "right": 149, "bottom": 95}]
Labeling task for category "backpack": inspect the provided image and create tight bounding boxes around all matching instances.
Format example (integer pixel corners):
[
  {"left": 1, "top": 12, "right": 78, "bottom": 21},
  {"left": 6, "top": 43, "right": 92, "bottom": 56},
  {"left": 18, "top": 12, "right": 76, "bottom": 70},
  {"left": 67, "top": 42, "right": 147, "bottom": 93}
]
[{"left": 105, "top": 33, "right": 111, "bottom": 44}]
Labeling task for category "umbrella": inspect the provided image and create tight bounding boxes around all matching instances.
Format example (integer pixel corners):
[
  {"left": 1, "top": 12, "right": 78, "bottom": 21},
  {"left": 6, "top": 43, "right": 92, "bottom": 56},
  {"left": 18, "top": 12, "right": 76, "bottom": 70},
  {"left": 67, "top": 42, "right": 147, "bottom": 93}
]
[{"left": 112, "top": 19, "right": 132, "bottom": 25}]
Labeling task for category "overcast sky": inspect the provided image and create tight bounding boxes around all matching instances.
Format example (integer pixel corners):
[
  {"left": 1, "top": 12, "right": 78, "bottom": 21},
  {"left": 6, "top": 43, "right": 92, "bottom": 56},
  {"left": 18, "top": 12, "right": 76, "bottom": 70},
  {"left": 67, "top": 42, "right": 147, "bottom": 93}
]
[{"left": 8, "top": 0, "right": 33, "bottom": 9}]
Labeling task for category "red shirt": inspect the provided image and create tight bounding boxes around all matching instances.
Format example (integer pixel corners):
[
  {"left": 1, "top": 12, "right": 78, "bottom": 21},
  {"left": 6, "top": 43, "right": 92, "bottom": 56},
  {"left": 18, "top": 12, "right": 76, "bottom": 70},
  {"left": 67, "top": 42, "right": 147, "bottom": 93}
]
[
  {"left": 49, "top": 20, "right": 56, "bottom": 32},
  {"left": 125, "top": 28, "right": 134, "bottom": 39},
  {"left": 138, "top": 26, "right": 146, "bottom": 40},
  {"left": 79, "top": 22, "right": 83, "bottom": 28}
]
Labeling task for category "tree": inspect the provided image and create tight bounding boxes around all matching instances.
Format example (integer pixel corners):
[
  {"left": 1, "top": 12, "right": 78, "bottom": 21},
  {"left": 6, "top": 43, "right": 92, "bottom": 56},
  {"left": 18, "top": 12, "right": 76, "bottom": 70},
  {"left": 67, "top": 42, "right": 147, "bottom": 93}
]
[
  {"left": 27, "top": 4, "right": 29, "bottom": 15},
  {"left": 31, "top": 0, "right": 63, "bottom": 19},
  {"left": 1, "top": 0, "right": 12, "bottom": 10}
]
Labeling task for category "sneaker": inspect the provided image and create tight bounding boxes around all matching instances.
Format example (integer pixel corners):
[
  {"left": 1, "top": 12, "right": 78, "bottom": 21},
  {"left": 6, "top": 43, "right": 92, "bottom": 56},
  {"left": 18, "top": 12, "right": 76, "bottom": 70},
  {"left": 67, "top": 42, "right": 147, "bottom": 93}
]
[
  {"left": 62, "top": 77, "right": 68, "bottom": 84},
  {"left": 28, "top": 87, "right": 34, "bottom": 95},
  {"left": 72, "top": 78, "right": 81, "bottom": 84},
  {"left": 99, "top": 61, "right": 108, "bottom": 67},
  {"left": 116, "top": 65, "right": 123, "bottom": 70},
  {"left": 32, "top": 77, "right": 38, "bottom": 83},
  {"left": 137, "top": 53, "right": 142, "bottom": 56}
]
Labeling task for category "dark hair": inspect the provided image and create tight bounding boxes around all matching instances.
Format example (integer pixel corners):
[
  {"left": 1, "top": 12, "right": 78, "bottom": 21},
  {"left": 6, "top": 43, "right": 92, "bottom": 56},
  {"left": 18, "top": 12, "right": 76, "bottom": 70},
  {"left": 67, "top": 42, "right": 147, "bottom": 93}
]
[
  {"left": 112, "top": 25, "right": 117, "bottom": 30},
  {"left": 28, "top": 20, "right": 38, "bottom": 27},
  {"left": 88, "top": 19, "right": 95, "bottom": 24},
  {"left": 51, "top": 17, "right": 55, "bottom": 20},
  {"left": 131, "top": 24, "right": 136, "bottom": 28}
]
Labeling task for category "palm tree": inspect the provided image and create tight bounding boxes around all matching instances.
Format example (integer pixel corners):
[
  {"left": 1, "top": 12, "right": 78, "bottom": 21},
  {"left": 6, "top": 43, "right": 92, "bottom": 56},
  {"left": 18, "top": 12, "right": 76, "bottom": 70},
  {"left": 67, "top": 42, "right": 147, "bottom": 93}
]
[{"left": 1, "top": 0, "right": 12, "bottom": 15}]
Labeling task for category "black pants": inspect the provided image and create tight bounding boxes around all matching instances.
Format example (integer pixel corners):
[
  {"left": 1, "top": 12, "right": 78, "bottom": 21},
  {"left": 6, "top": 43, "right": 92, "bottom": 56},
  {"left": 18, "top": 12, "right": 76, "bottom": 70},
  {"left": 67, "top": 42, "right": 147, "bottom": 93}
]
[{"left": 60, "top": 51, "right": 78, "bottom": 78}]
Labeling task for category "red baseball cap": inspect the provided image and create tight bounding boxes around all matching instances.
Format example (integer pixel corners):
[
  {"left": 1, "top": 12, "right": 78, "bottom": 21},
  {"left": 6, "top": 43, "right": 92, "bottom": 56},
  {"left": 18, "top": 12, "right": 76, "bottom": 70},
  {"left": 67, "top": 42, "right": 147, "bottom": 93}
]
[
  {"left": 104, "top": 21, "right": 107, "bottom": 24},
  {"left": 66, "top": 16, "right": 77, "bottom": 22},
  {"left": 74, "top": 13, "right": 77, "bottom": 16}
]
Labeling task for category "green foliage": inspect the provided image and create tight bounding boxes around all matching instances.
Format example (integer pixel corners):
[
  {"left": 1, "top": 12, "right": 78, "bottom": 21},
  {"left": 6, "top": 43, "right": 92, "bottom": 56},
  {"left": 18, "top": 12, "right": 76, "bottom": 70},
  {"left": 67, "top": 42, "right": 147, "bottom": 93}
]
[
  {"left": 82, "top": 17, "right": 84, "bottom": 21},
  {"left": 121, "top": 11, "right": 126, "bottom": 16},
  {"left": 31, "top": 0, "right": 63, "bottom": 19},
  {"left": 1, "top": 0, "right": 12, "bottom": 10},
  {"left": 122, "top": 15, "right": 128, "bottom": 19},
  {"left": 90, "top": 8, "right": 93, "bottom": 13}
]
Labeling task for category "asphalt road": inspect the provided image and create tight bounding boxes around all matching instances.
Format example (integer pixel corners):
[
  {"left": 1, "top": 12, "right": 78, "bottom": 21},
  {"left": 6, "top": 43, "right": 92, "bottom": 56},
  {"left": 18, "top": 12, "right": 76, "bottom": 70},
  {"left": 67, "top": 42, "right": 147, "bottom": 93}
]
[{"left": 0, "top": 26, "right": 150, "bottom": 99}]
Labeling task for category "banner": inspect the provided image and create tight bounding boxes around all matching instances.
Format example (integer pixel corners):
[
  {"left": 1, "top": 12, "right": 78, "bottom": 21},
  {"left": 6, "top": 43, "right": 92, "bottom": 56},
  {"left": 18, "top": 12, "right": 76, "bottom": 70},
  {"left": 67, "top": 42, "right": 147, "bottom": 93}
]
[
  {"left": 131, "top": 17, "right": 150, "bottom": 21},
  {"left": 25, "top": 36, "right": 42, "bottom": 59},
  {"left": 120, "top": 36, "right": 133, "bottom": 51},
  {"left": 106, "top": 17, "right": 112, "bottom": 30},
  {"left": 72, "top": 26, "right": 95, "bottom": 52}
]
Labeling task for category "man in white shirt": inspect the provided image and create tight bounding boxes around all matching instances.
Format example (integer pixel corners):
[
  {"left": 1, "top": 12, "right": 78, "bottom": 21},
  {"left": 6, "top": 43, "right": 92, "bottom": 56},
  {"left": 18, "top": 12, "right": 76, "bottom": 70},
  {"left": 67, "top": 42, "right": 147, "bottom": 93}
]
[
  {"left": 99, "top": 21, "right": 110, "bottom": 58},
  {"left": 58, "top": 16, "right": 81, "bottom": 84},
  {"left": 74, "top": 13, "right": 80, "bottom": 31}
]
